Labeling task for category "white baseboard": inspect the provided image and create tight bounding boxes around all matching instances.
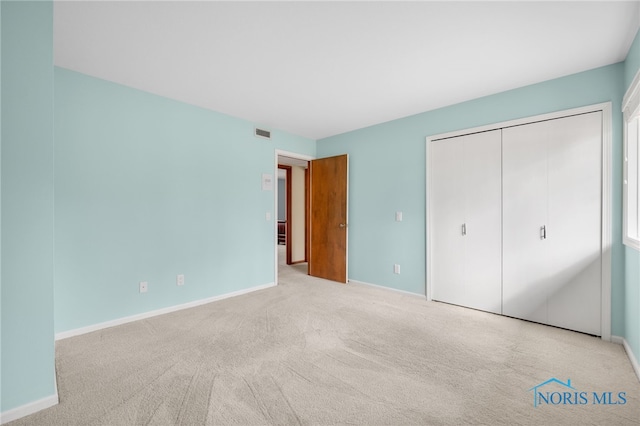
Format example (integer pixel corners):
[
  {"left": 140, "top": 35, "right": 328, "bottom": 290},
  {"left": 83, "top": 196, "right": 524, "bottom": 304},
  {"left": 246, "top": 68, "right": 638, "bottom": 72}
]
[
  {"left": 55, "top": 282, "right": 276, "bottom": 341},
  {"left": 0, "top": 393, "right": 58, "bottom": 425},
  {"left": 611, "top": 335, "right": 624, "bottom": 345},
  {"left": 348, "top": 279, "right": 425, "bottom": 298},
  {"left": 611, "top": 335, "right": 640, "bottom": 383}
]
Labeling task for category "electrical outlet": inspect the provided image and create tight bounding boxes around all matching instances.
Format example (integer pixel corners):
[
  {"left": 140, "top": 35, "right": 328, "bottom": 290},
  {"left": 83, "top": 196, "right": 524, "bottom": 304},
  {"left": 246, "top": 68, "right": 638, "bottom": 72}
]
[
  {"left": 394, "top": 264, "right": 401, "bottom": 274},
  {"left": 176, "top": 274, "right": 185, "bottom": 286},
  {"left": 139, "top": 281, "right": 148, "bottom": 293}
]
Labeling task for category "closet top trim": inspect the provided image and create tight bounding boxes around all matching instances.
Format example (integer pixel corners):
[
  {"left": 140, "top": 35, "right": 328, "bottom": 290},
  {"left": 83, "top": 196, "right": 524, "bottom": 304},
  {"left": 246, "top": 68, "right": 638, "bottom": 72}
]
[{"left": 427, "top": 102, "right": 610, "bottom": 143}]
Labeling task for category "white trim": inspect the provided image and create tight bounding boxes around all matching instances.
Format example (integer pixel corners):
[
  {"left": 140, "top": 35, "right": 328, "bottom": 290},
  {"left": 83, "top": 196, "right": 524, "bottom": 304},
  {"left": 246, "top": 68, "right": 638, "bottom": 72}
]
[
  {"left": 428, "top": 103, "right": 612, "bottom": 143},
  {"left": 274, "top": 149, "right": 315, "bottom": 287},
  {"left": 611, "top": 335, "right": 624, "bottom": 345},
  {"left": 345, "top": 154, "right": 350, "bottom": 283},
  {"left": 425, "top": 140, "right": 431, "bottom": 301},
  {"left": 55, "top": 282, "right": 275, "bottom": 340},
  {"left": 611, "top": 335, "right": 640, "bottom": 383},
  {"left": 0, "top": 393, "right": 58, "bottom": 425},
  {"left": 348, "top": 279, "right": 425, "bottom": 298},
  {"left": 601, "top": 102, "right": 613, "bottom": 342},
  {"left": 426, "top": 102, "right": 612, "bottom": 342},
  {"left": 622, "top": 69, "right": 640, "bottom": 251},
  {"left": 622, "top": 68, "right": 640, "bottom": 122}
]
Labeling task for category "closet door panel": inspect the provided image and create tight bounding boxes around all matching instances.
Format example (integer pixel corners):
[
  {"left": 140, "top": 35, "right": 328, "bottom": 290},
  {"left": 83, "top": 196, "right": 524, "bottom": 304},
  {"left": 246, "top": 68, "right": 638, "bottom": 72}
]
[
  {"left": 464, "top": 131, "right": 502, "bottom": 314},
  {"left": 431, "top": 138, "right": 466, "bottom": 306},
  {"left": 502, "top": 122, "right": 549, "bottom": 323},
  {"left": 546, "top": 112, "right": 602, "bottom": 335}
]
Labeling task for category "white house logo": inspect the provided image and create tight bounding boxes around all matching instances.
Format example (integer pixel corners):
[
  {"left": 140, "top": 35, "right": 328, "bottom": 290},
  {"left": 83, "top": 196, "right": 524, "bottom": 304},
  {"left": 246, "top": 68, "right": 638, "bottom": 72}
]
[{"left": 529, "top": 378, "right": 627, "bottom": 407}]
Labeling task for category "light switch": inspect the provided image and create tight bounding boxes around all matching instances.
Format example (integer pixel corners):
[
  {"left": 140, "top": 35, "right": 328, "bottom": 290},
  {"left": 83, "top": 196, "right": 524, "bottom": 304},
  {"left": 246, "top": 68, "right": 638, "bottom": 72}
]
[
  {"left": 396, "top": 211, "right": 403, "bottom": 222},
  {"left": 266, "top": 212, "right": 271, "bottom": 221}
]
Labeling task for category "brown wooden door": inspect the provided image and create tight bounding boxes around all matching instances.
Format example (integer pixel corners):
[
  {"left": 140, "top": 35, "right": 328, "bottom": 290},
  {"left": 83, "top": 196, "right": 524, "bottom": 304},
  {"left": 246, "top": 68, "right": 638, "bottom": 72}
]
[{"left": 309, "top": 154, "right": 348, "bottom": 283}]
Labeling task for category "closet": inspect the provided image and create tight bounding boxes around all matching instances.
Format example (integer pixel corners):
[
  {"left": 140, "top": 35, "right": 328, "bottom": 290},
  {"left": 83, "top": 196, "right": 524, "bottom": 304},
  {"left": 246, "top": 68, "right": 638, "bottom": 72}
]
[{"left": 429, "top": 110, "right": 603, "bottom": 336}]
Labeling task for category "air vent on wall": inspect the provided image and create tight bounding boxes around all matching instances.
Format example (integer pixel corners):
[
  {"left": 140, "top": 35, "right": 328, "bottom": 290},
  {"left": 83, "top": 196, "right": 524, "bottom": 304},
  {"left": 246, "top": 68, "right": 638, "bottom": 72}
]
[{"left": 255, "top": 128, "right": 271, "bottom": 139}]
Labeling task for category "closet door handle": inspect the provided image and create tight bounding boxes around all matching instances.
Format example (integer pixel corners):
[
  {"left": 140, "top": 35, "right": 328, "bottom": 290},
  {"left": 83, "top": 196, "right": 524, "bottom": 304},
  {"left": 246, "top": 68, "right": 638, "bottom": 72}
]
[
  {"left": 540, "top": 225, "right": 546, "bottom": 240},
  {"left": 462, "top": 223, "right": 467, "bottom": 236}
]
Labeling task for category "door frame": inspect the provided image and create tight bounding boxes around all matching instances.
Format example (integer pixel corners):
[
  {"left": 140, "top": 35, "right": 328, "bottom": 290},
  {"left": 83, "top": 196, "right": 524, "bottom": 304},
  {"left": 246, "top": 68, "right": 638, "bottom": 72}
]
[
  {"left": 278, "top": 164, "right": 292, "bottom": 265},
  {"left": 425, "top": 102, "right": 613, "bottom": 341},
  {"left": 274, "top": 150, "right": 315, "bottom": 286}
]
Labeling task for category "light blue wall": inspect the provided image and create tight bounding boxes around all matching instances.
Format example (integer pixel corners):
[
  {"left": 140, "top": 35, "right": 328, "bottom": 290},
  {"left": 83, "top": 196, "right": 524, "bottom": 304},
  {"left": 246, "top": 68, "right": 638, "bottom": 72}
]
[
  {"left": 54, "top": 68, "right": 315, "bottom": 333},
  {"left": 624, "top": 28, "right": 640, "bottom": 366},
  {"left": 318, "top": 63, "right": 627, "bottom": 335},
  {"left": 1, "top": 1, "right": 56, "bottom": 413}
]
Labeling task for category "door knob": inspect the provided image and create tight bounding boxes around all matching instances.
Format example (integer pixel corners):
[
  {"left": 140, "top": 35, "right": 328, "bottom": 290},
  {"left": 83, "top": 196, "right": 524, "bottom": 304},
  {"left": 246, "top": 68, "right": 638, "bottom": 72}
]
[{"left": 339, "top": 223, "right": 347, "bottom": 228}]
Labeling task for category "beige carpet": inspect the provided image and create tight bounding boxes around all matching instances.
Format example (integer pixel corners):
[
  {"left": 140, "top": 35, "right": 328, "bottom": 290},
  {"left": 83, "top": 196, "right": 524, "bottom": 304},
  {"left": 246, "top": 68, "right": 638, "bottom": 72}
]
[{"left": 10, "top": 248, "right": 640, "bottom": 425}]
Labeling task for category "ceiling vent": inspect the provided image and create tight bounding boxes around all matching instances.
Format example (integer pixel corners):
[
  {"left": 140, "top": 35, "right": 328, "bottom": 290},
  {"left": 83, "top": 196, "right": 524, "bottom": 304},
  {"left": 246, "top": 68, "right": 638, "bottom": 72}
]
[{"left": 255, "top": 128, "right": 271, "bottom": 139}]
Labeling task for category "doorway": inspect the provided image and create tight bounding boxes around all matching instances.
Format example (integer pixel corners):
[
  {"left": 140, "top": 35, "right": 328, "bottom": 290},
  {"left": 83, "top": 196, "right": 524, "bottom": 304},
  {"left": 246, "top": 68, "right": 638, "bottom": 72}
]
[
  {"left": 275, "top": 150, "right": 350, "bottom": 286},
  {"left": 276, "top": 152, "right": 312, "bottom": 281}
]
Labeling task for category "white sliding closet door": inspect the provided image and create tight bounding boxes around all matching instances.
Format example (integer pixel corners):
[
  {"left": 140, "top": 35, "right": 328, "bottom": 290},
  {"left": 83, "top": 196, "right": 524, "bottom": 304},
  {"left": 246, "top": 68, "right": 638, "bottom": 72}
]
[
  {"left": 502, "top": 121, "right": 550, "bottom": 324},
  {"left": 464, "top": 131, "right": 502, "bottom": 313},
  {"left": 503, "top": 112, "right": 602, "bottom": 335},
  {"left": 431, "top": 137, "right": 466, "bottom": 307},
  {"left": 546, "top": 112, "right": 602, "bottom": 335},
  {"left": 431, "top": 130, "right": 502, "bottom": 313}
]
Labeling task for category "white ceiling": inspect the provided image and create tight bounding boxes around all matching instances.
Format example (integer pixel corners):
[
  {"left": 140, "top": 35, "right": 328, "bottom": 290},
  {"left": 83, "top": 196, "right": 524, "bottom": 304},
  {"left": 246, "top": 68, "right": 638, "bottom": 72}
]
[{"left": 54, "top": 1, "right": 640, "bottom": 140}]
